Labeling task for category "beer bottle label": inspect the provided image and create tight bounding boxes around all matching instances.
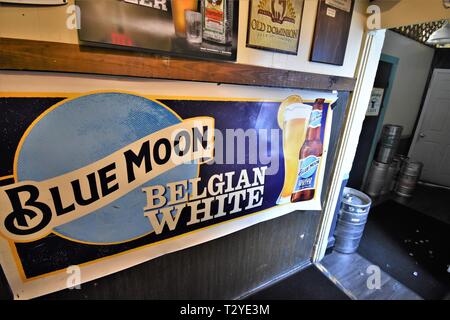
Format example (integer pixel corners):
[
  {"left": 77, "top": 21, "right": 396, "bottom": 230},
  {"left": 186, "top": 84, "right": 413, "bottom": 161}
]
[
  {"left": 309, "top": 110, "right": 322, "bottom": 128},
  {"left": 293, "top": 155, "right": 321, "bottom": 193},
  {"left": 203, "top": 0, "right": 230, "bottom": 44},
  {"left": 205, "top": 2, "right": 225, "bottom": 33}
]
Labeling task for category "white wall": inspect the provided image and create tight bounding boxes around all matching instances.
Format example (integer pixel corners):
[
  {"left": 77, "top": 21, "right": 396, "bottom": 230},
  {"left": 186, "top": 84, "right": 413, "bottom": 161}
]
[
  {"left": 381, "top": 30, "right": 435, "bottom": 136},
  {"left": 0, "top": 0, "right": 368, "bottom": 78}
]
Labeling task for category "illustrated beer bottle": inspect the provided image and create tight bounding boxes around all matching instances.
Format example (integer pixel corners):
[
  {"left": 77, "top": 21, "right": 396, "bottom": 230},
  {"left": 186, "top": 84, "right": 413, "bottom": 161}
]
[
  {"left": 291, "top": 99, "right": 325, "bottom": 202},
  {"left": 201, "top": 0, "right": 233, "bottom": 45}
]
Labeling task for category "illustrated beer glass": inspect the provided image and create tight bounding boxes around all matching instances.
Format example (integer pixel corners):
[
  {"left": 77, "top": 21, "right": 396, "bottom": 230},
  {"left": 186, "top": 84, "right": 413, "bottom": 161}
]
[
  {"left": 172, "top": 0, "right": 199, "bottom": 37},
  {"left": 277, "top": 97, "right": 312, "bottom": 204}
]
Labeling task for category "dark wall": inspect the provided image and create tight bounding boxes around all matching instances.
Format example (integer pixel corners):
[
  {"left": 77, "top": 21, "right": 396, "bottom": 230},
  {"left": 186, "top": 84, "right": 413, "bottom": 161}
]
[
  {"left": 396, "top": 136, "right": 413, "bottom": 156},
  {"left": 0, "top": 92, "right": 349, "bottom": 300},
  {"left": 431, "top": 49, "right": 450, "bottom": 69},
  {"left": 348, "top": 61, "right": 393, "bottom": 190}
]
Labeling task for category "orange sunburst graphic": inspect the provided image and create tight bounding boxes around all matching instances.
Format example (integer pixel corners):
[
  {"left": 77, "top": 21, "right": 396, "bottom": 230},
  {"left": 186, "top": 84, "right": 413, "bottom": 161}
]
[{"left": 257, "top": 0, "right": 297, "bottom": 24}]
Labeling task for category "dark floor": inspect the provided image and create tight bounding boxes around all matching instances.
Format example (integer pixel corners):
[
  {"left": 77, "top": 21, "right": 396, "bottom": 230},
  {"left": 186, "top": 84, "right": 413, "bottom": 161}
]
[
  {"left": 393, "top": 183, "right": 450, "bottom": 225},
  {"left": 316, "top": 183, "right": 450, "bottom": 300},
  {"left": 358, "top": 198, "right": 450, "bottom": 300},
  {"left": 246, "top": 265, "right": 350, "bottom": 300}
]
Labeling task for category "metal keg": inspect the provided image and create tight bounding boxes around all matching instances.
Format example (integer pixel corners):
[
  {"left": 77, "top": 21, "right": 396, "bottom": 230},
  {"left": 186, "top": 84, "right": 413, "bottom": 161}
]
[
  {"left": 375, "top": 125, "right": 403, "bottom": 164},
  {"left": 364, "top": 161, "right": 389, "bottom": 198},
  {"left": 395, "top": 161, "right": 423, "bottom": 197},
  {"left": 381, "top": 125, "right": 403, "bottom": 146},
  {"left": 392, "top": 155, "right": 409, "bottom": 190},
  {"left": 381, "top": 157, "right": 401, "bottom": 195},
  {"left": 334, "top": 188, "right": 372, "bottom": 254}
]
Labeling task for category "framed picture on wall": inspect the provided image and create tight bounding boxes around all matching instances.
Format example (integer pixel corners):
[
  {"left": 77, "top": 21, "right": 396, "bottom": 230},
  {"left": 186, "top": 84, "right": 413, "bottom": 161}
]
[
  {"left": 310, "top": 0, "right": 354, "bottom": 65},
  {"left": 246, "top": 0, "right": 305, "bottom": 55},
  {"left": 76, "top": 0, "right": 239, "bottom": 62},
  {"left": 366, "top": 87, "right": 384, "bottom": 116}
]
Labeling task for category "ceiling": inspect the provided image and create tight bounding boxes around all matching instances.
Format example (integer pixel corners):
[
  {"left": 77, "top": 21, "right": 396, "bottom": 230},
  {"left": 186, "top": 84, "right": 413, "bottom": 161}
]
[{"left": 393, "top": 20, "right": 449, "bottom": 48}]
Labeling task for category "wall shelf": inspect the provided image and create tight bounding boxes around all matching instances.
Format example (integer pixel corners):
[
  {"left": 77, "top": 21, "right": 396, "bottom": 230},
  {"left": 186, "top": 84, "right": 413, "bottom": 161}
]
[{"left": 0, "top": 38, "right": 356, "bottom": 92}]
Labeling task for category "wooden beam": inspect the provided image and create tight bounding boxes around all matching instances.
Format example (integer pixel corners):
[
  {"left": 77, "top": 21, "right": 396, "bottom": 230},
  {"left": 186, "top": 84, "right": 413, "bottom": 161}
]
[{"left": 0, "top": 38, "right": 356, "bottom": 92}]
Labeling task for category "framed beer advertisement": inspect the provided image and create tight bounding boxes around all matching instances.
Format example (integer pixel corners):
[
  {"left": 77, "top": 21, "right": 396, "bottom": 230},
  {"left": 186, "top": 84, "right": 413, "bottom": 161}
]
[
  {"left": 75, "top": 0, "right": 239, "bottom": 61},
  {"left": 246, "top": 0, "right": 305, "bottom": 55},
  {"left": 0, "top": 73, "right": 337, "bottom": 299}
]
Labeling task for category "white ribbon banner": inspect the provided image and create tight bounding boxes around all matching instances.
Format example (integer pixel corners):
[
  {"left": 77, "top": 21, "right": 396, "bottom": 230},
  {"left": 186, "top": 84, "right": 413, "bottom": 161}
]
[{"left": 0, "top": 117, "right": 215, "bottom": 242}]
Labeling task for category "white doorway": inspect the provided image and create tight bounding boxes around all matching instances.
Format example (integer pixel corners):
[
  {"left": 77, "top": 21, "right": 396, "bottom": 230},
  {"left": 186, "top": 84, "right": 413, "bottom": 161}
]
[{"left": 409, "top": 69, "right": 450, "bottom": 187}]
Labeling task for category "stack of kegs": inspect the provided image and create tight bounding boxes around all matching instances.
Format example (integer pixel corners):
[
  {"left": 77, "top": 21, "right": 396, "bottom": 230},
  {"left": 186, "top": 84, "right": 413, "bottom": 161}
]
[
  {"left": 334, "top": 187, "right": 372, "bottom": 254},
  {"left": 364, "top": 124, "right": 403, "bottom": 198},
  {"left": 376, "top": 125, "right": 403, "bottom": 163},
  {"left": 395, "top": 160, "right": 423, "bottom": 197}
]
